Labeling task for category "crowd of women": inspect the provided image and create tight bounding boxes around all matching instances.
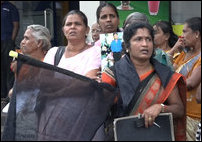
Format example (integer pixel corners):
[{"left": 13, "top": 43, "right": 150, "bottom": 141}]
[{"left": 2, "top": 2, "right": 201, "bottom": 141}]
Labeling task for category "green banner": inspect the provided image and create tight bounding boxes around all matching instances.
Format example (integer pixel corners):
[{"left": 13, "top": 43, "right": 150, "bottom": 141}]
[{"left": 107, "top": 1, "right": 170, "bottom": 27}]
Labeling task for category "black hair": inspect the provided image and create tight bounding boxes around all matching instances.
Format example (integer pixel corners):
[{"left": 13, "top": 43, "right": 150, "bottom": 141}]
[
  {"left": 123, "top": 22, "right": 154, "bottom": 49},
  {"left": 96, "top": 2, "right": 119, "bottom": 22},
  {"left": 154, "top": 21, "right": 178, "bottom": 47},
  {"left": 62, "top": 10, "right": 88, "bottom": 27},
  {"left": 185, "top": 17, "right": 201, "bottom": 37}
]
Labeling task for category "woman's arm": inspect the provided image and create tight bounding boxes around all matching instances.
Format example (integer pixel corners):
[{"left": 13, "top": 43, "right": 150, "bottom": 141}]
[
  {"left": 143, "top": 85, "right": 184, "bottom": 128},
  {"left": 164, "top": 85, "right": 184, "bottom": 118},
  {"left": 85, "top": 69, "right": 100, "bottom": 79},
  {"left": 186, "top": 65, "right": 201, "bottom": 91},
  {"left": 196, "top": 83, "right": 201, "bottom": 104}
]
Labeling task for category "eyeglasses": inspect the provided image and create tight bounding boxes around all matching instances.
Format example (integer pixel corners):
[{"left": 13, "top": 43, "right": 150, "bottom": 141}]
[{"left": 91, "top": 29, "right": 101, "bottom": 33}]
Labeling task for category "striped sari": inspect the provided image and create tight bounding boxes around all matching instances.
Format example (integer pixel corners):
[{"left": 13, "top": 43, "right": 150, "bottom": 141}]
[{"left": 102, "top": 55, "right": 187, "bottom": 141}]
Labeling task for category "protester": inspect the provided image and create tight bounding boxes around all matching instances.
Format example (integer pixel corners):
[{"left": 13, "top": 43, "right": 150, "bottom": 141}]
[
  {"left": 153, "top": 21, "right": 179, "bottom": 62},
  {"left": 102, "top": 22, "right": 186, "bottom": 141},
  {"left": 43, "top": 10, "right": 100, "bottom": 79},
  {"left": 1, "top": 24, "right": 51, "bottom": 109},
  {"left": 122, "top": 12, "right": 173, "bottom": 70},
  {"left": 41, "top": 10, "right": 106, "bottom": 140},
  {"left": 173, "top": 17, "right": 201, "bottom": 141},
  {"left": 94, "top": 2, "right": 121, "bottom": 49},
  {"left": 2, "top": 24, "right": 52, "bottom": 141},
  {"left": 1, "top": 1, "right": 19, "bottom": 102},
  {"left": 153, "top": 21, "right": 178, "bottom": 52},
  {"left": 8, "top": 24, "right": 51, "bottom": 85},
  {"left": 96, "top": 2, "right": 121, "bottom": 34},
  {"left": 90, "top": 22, "right": 101, "bottom": 45},
  {"left": 3, "top": 24, "right": 51, "bottom": 110}
]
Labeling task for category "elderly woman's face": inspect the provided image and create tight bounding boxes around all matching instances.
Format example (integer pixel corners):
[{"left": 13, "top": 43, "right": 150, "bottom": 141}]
[
  {"left": 20, "top": 29, "right": 38, "bottom": 55},
  {"left": 63, "top": 14, "right": 89, "bottom": 41},
  {"left": 129, "top": 28, "right": 153, "bottom": 61}
]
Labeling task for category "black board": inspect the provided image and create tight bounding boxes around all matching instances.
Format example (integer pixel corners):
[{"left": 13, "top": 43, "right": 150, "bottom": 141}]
[{"left": 113, "top": 113, "right": 175, "bottom": 141}]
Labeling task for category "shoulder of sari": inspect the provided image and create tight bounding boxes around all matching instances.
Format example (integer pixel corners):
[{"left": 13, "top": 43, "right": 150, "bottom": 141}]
[
  {"left": 161, "top": 72, "right": 186, "bottom": 102},
  {"left": 114, "top": 55, "right": 140, "bottom": 107},
  {"left": 173, "top": 51, "right": 185, "bottom": 65},
  {"left": 166, "top": 72, "right": 186, "bottom": 141},
  {"left": 176, "top": 52, "right": 201, "bottom": 76},
  {"left": 151, "top": 58, "right": 174, "bottom": 88}
]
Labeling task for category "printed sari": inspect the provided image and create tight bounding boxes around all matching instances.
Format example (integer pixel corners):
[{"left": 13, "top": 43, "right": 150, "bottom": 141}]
[{"left": 102, "top": 55, "right": 187, "bottom": 141}]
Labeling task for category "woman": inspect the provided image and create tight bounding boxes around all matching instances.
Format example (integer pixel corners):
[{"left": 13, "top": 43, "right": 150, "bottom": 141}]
[
  {"left": 122, "top": 12, "right": 174, "bottom": 70},
  {"left": 102, "top": 22, "right": 186, "bottom": 141},
  {"left": 153, "top": 21, "right": 178, "bottom": 53},
  {"left": 173, "top": 17, "right": 201, "bottom": 141},
  {"left": 153, "top": 21, "right": 179, "bottom": 63},
  {"left": 43, "top": 10, "right": 100, "bottom": 78},
  {"left": 2, "top": 24, "right": 52, "bottom": 141},
  {"left": 94, "top": 2, "right": 121, "bottom": 49},
  {"left": 96, "top": 2, "right": 121, "bottom": 34},
  {"left": 90, "top": 22, "right": 101, "bottom": 45}
]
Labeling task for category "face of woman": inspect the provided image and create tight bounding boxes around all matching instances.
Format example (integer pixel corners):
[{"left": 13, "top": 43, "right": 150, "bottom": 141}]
[
  {"left": 63, "top": 14, "right": 89, "bottom": 42},
  {"left": 153, "top": 25, "right": 168, "bottom": 47},
  {"left": 129, "top": 28, "right": 154, "bottom": 61},
  {"left": 98, "top": 6, "right": 120, "bottom": 33},
  {"left": 182, "top": 23, "right": 197, "bottom": 47},
  {"left": 20, "top": 29, "right": 38, "bottom": 55},
  {"left": 91, "top": 23, "right": 101, "bottom": 42}
]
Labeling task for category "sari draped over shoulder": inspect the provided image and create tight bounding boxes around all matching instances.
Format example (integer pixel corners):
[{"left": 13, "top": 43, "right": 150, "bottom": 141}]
[
  {"left": 102, "top": 55, "right": 187, "bottom": 141},
  {"left": 175, "top": 52, "right": 201, "bottom": 119}
]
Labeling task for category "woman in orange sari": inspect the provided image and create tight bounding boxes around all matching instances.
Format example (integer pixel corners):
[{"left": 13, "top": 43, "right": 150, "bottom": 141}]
[
  {"left": 102, "top": 22, "right": 186, "bottom": 141},
  {"left": 173, "top": 17, "right": 201, "bottom": 141}
]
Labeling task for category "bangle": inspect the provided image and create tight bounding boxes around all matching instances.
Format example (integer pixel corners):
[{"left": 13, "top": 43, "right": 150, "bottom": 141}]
[{"left": 161, "top": 103, "right": 165, "bottom": 113}]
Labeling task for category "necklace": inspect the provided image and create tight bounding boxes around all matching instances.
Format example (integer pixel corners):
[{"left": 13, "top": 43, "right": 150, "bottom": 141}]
[{"left": 65, "top": 44, "right": 89, "bottom": 58}]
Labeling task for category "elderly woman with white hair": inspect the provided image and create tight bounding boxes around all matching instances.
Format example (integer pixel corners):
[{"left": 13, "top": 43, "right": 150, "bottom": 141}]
[
  {"left": 10, "top": 24, "right": 51, "bottom": 76},
  {"left": 20, "top": 24, "right": 52, "bottom": 60}
]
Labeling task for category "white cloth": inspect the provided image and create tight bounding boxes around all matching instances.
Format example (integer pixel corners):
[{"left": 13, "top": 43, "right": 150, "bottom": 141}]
[{"left": 43, "top": 46, "right": 101, "bottom": 76}]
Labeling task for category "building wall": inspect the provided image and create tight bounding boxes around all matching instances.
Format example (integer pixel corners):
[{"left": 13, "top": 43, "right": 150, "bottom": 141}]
[
  {"left": 80, "top": 1, "right": 100, "bottom": 43},
  {"left": 171, "top": 1, "right": 201, "bottom": 24},
  {"left": 9, "top": 1, "right": 201, "bottom": 45}
]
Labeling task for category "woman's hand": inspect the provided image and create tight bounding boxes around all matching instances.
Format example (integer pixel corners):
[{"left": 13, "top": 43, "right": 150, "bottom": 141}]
[
  {"left": 87, "top": 68, "right": 102, "bottom": 83},
  {"left": 142, "top": 104, "right": 162, "bottom": 128},
  {"left": 168, "top": 37, "right": 185, "bottom": 56},
  {"left": 10, "top": 60, "right": 17, "bottom": 74}
]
